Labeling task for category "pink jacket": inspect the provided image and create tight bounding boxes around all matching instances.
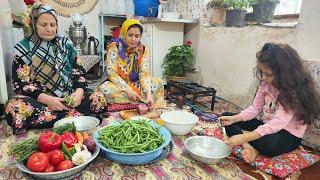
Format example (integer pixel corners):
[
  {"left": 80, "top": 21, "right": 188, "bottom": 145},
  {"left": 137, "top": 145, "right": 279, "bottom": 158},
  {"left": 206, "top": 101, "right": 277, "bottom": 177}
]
[{"left": 238, "top": 82, "right": 307, "bottom": 138}]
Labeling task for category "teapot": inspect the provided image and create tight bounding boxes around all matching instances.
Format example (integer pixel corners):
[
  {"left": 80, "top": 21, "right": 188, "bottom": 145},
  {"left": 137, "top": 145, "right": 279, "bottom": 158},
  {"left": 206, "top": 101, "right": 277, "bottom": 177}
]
[
  {"left": 87, "top": 36, "right": 99, "bottom": 55},
  {"left": 72, "top": 13, "right": 84, "bottom": 26}
]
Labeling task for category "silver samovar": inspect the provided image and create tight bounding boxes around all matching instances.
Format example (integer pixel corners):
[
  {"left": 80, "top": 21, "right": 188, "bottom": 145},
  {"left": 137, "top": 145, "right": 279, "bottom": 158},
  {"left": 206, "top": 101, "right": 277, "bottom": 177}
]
[{"left": 68, "top": 14, "right": 87, "bottom": 55}]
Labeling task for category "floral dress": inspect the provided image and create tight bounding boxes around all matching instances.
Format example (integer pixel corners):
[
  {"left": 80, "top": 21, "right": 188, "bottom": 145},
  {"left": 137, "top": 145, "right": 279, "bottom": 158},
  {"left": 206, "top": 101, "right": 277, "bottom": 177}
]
[
  {"left": 5, "top": 37, "right": 107, "bottom": 134},
  {"left": 99, "top": 41, "right": 165, "bottom": 108}
]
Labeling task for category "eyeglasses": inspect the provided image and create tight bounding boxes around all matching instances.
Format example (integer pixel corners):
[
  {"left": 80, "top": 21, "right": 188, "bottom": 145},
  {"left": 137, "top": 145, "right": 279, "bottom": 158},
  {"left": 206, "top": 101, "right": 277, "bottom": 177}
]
[{"left": 257, "top": 70, "right": 274, "bottom": 79}]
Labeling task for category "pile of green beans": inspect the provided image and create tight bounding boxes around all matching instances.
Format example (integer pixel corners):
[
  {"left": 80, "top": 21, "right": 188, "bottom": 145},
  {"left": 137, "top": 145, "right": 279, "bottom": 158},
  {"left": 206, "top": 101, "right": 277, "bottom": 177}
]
[{"left": 98, "top": 120, "right": 165, "bottom": 153}]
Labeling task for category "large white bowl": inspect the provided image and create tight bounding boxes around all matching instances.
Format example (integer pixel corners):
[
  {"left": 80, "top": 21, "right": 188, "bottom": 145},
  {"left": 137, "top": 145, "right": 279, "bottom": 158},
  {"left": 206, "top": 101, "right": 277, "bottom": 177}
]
[
  {"left": 16, "top": 146, "right": 100, "bottom": 179},
  {"left": 160, "top": 111, "right": 199, "bottom": 135},
  {"left": 54, "top": 116, "right": 100, "bottom": 134}
]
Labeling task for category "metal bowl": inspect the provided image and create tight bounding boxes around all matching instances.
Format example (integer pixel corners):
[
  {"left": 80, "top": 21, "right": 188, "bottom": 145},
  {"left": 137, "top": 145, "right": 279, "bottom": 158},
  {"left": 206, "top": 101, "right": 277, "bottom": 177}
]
[
  {"left": 94, "top": 120, "right": 172, "bottom": 165},
  {"left": 54, "top": 116, "right": 100, "bottom": 134},
  {"left": 16, "top": 146, "right": 100, "bottom": 180},
  {"left": 184, "top": 136, "right": 231, "bottom": 164}
]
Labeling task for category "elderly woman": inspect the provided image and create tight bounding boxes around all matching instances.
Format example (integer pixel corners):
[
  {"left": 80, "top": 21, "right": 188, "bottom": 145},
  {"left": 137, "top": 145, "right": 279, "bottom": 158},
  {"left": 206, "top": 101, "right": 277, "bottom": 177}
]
[
  {"left": 5, "top": 4, "right": 107, "bottom": 134},
  {"left": 99, "top": 19, "right": 165, "bottom": 108}
]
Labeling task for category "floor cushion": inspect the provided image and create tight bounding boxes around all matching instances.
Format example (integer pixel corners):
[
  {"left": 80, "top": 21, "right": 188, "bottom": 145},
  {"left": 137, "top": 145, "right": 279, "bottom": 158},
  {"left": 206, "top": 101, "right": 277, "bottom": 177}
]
[
  {"left": 233, "top": 146, "right": 320, "bottom": 178},
  {"left": 200, "top": 126, "right": 320, "bottom": 178}
]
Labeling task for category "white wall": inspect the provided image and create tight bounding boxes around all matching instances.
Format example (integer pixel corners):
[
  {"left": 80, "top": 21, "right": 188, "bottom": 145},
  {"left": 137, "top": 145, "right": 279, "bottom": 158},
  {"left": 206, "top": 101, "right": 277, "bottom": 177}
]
[
  {"left": 56, "top": 2, "right": 100, "bottom": 39},
  {"left": 185, "top": 0, "right": 320, "bottom": 108}
]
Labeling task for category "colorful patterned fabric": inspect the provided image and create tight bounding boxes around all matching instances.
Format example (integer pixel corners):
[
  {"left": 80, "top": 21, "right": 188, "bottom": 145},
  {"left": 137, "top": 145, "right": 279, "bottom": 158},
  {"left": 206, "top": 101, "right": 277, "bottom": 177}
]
[
  {"left": 5, "top": 4, "right": 108, "bottom": 134},
  {"left": 195, "top": 120, "right": 320, "bottom": 179},
  {"left": 5, "top": 92, "right": 106, "bottom": 134},
  {"left": 233, "top": 146, "right": 320, "bottom": 178},
  {"left": 99, "top": 43, "right": 165, "bottom": 108},
  {"left": 0, "top": 120, "right": 255, "bottom": 180},
  {"left": 107, "top": 103, "right": 139, "bottom": 112}
]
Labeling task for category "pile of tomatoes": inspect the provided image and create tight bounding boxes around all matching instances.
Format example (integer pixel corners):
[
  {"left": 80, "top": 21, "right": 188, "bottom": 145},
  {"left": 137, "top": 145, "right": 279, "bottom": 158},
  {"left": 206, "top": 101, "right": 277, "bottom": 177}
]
[{"left": 26, "top": 130, "right": 90, "bottom": 172}]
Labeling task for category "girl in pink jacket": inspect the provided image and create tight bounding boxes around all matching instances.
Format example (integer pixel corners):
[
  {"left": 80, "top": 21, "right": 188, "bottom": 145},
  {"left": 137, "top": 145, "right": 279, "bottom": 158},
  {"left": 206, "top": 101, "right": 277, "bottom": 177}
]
[{"left": 219, "top": 43, "right": 320, "bottom": 163}]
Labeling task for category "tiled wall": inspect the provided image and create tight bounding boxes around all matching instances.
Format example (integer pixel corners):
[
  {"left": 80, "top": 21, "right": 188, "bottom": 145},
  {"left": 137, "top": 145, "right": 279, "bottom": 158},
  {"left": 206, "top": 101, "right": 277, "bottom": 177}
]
[{"left": 163, "top": 0, "right": 206, "bottom": 20}]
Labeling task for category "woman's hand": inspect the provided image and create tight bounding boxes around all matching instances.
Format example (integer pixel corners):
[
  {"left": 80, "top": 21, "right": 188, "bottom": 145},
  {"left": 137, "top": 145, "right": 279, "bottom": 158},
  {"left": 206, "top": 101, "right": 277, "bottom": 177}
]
[
  {"left": 69, "top": 88, "right": 84, "bottom": 108},
  {"left": 127, "top": 90, "right": 143, "bottom": 102},
  {"left": 224, "top": 134, "right": 247, "bottom": 147},
  {"left": 38, "top": 93, "right": 69, "bottom": 111},
  {"left": 146, "top": 92, "right": 154, "bottom": 108},
  {"left": 218, "top": 115, "right": 242, "bottom": 126}
]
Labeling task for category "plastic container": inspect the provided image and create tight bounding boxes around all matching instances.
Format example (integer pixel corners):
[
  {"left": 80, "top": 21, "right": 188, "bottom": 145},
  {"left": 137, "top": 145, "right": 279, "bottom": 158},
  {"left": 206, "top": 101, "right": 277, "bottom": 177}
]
[
  {"left": 94, "top": 120, "right": 172, "bottom": 164},
  {"left": 134, "top": 0, "right": 159, "bottom": 17}
]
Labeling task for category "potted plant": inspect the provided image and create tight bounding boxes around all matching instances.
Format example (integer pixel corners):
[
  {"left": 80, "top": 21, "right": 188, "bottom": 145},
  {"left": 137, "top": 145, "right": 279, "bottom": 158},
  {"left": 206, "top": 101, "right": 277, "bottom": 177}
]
[
  {"left": 250, "top": 0, "right": 279, "bottom": 23},
  {"left": 223, "top": 0, "right": 251, "bottom": 27},
  {"left": 161, "top": 40, "right": 195, "bottom": 81},
  {"left": 206, "top": 0, "right": 228, "bottom": 26}
]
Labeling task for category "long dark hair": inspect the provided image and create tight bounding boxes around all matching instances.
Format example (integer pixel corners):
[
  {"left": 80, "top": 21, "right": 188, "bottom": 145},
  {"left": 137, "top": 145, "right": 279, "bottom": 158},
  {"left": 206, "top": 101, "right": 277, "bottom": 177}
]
[{"left": 256, "top": 43, "right": 320, "bottom": 124}]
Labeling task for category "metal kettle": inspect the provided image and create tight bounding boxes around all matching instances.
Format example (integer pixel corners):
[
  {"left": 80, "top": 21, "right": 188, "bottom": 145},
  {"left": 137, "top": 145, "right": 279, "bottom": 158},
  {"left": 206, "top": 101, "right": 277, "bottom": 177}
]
[{"left": 87, "top": 36, "right": 99, "bottom": 55}]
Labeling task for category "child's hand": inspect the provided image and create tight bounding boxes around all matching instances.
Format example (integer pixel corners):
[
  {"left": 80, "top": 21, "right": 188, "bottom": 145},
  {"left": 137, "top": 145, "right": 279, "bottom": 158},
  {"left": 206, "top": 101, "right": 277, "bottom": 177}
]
[
  {"left": 218, "top": 115, "right": 238, "bottom": 126},
  {"left": 224, "top": 134, "right": 246, "bottom": 147}
]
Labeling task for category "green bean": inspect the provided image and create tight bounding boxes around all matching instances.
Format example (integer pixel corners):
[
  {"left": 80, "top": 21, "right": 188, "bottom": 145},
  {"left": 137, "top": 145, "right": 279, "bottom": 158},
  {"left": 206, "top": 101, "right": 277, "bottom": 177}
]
[{"left": 98, "top": 119, "right": 165, "bottom": 153}]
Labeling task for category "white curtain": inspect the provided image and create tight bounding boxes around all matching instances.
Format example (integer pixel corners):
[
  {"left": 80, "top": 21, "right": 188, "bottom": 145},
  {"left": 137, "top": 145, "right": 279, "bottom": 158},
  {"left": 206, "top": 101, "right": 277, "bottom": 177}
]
[{"left": 0, "top": 0, "right": 14, "bottom": 102}]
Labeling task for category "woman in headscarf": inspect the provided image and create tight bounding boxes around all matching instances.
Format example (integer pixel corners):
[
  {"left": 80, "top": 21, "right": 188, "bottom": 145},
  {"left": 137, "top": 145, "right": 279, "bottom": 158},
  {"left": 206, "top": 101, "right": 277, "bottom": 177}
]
[
  {"left": 5, "top": 4, "right": 107, "bottom": 134},
  {"left": 99, "top": 19, "right": 165, "bottom": 108}
]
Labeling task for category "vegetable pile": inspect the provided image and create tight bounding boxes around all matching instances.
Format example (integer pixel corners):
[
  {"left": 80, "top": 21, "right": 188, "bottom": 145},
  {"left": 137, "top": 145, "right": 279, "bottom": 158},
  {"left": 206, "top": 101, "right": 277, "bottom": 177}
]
[
  {"left": 12, "top": 123, "right": 96, "bottom": 173},
  {"left": 98, "top": 119, "right": 164, "bottom": 153}
]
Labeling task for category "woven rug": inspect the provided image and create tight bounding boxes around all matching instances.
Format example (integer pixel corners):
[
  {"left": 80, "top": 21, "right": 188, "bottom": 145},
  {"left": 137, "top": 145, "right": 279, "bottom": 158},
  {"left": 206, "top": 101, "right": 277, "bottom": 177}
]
[{"left": 0, "top": 97, "right": 318, "bottom": 179}]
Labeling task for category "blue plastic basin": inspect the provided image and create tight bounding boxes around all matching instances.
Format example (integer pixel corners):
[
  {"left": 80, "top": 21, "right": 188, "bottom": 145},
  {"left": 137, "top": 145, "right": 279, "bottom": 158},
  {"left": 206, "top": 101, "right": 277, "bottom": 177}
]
[
  {"left": 134, "top": 0, "right": 159, "bottom": 17},
  {"left": 94, "top": 120, "right": 172, "bottom": 164}
]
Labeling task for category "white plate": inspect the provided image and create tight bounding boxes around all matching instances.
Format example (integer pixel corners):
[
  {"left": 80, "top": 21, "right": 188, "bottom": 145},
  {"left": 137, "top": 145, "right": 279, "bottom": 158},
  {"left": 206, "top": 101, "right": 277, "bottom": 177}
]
[
  {"left": 16, "top": 146, "right": 100, "bottom": 180},
  {"left": 53, "top": 116, "right": 100, "bottom": 133}
]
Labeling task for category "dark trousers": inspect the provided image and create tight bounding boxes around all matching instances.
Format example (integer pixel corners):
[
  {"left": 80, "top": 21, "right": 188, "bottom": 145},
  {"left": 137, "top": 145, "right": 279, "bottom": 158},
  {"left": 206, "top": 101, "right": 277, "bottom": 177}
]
[{"left": 222, "top": 112, "right": 301, "bottom": 157}]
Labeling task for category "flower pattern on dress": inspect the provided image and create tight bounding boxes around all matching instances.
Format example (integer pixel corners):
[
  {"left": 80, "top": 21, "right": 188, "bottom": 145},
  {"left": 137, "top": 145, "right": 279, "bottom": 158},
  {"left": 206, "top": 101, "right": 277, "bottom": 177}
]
[
  {"left": 17, "top": 64, "right": 31, "bottom": 82},
  {"left": 90, "top": 90, "right": 107, "bottom": 113},
  {"left": 32, "top": 107, "right": 57, "bottom": 125},
  {"left": 23, "top": 84, "right": 38, "bottom": 92},
  {"left": 5, "top": 99, "right": 34, "bottom": 129}
]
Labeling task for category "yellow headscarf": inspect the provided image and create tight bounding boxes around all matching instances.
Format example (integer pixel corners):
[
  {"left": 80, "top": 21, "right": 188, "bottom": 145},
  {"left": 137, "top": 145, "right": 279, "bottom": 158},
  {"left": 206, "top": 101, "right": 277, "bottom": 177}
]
[{"left": 120, "top": 19, "right": 142, "bottom": 39}]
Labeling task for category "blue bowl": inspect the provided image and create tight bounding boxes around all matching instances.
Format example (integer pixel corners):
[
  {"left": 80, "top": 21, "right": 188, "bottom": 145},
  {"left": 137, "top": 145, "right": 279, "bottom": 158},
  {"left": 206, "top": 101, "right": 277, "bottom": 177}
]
[{"left": 94, "top": 121, "right": 172, "bottom": 164}]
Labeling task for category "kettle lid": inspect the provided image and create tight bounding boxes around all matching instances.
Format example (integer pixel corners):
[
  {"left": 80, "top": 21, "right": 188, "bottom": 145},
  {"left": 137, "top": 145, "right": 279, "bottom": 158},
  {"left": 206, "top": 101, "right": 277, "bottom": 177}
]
[{"left": 89, "top": 36, "right": 95, "bottom": 40}]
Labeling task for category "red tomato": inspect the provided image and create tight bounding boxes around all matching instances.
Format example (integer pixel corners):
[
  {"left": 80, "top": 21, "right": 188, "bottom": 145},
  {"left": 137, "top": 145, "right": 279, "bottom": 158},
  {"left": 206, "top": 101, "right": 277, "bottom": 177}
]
[
  {"left": 27, "top": 152, "right": 49, "bottom": 172},
  {"left": 49, "top": 149, "right": 65, "bottom": 166},
  {"left": 43, "top": 163, "right": 55, "bottom": 172},
  {"left": 56, "top": 160, "right": 74, "bottom": 171}
]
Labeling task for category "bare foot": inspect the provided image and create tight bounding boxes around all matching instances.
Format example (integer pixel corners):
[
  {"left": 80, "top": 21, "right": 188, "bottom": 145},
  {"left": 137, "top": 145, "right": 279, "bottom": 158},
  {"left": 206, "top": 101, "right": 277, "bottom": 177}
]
[{"left": 241, "top": 147, "right": 259, "bottom": 163}]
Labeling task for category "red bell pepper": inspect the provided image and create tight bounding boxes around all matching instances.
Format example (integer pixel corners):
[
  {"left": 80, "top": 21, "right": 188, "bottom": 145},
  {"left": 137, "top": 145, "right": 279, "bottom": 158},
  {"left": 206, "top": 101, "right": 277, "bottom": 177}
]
[
  {"left": 38, "top": 132, "right": 62, "bottom": 153},
  {"left": 61, "top": 131, "right": 77, "bottom": 148}
]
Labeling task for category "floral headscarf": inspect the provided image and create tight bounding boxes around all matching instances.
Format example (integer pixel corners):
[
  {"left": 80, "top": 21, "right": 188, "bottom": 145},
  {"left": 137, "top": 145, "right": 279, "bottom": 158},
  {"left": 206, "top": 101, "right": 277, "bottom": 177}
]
[{"left": 112, "top": 19, "right": 144, "bottom": 83}]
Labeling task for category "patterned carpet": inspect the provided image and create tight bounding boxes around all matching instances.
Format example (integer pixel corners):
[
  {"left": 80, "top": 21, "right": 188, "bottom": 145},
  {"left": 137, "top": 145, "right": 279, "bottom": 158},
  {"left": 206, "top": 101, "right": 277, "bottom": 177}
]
[{"left": 0, "top": 97, "right": 318, "bottom": 180}]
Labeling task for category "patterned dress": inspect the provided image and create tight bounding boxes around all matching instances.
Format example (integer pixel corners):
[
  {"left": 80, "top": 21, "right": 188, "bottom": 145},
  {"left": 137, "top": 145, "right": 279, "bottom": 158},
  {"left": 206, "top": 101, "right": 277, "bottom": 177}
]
[
  {"left": 99, "top": 41, "right": 165, "bottom": 108},
  {"left": 5, "top": 36, "right": 107, "bottom": 134}
]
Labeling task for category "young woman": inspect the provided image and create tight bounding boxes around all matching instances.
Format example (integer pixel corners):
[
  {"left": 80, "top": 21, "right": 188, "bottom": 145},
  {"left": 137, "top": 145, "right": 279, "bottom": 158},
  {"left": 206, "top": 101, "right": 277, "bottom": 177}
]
[
  {"left": 5, "top": 4, "right": 107, "bottom": 134},
  {"left": 219, "top": 43, "right": 320, "bottom": 162},
  {"left": 99, "top": 19, "right": 165, "bottom": 108}
]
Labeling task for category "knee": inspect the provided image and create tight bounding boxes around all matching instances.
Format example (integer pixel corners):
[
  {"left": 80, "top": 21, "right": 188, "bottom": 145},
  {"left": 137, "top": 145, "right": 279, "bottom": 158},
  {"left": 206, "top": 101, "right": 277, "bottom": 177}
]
[{"left": 258, "top": 141, "right": 282, "bottom": 157}]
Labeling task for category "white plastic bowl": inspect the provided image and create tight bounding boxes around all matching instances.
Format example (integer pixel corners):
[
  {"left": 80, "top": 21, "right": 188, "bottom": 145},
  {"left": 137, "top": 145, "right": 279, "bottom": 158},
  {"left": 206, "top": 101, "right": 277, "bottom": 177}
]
[
  {"left": 53, "top": 116, "right": 100, "bottom": 134},
  {"left": 160, "top": 111, "right": 198, "bottom": 135}
]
